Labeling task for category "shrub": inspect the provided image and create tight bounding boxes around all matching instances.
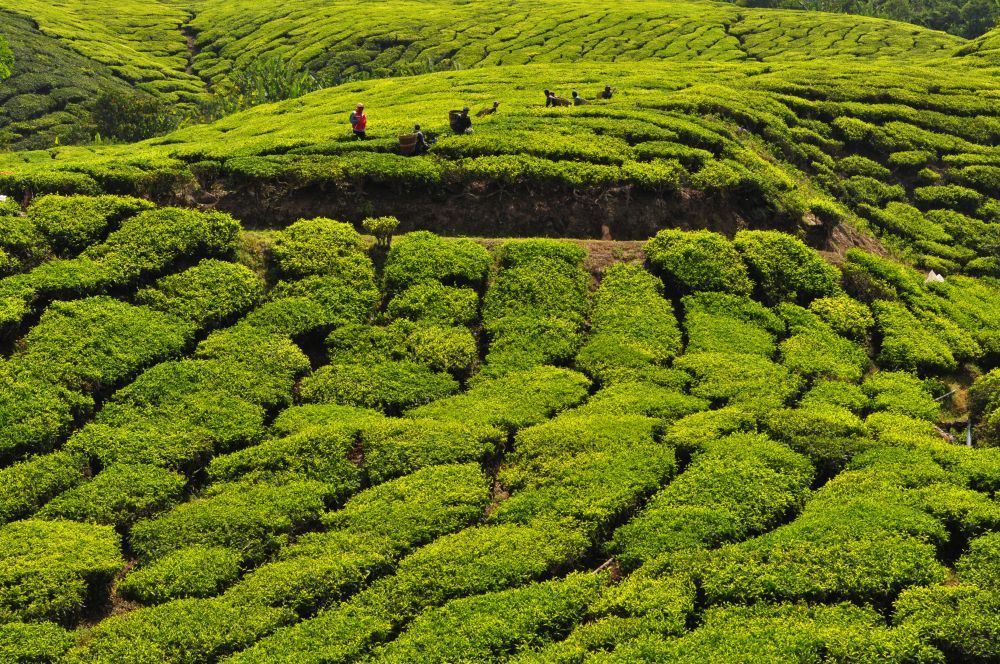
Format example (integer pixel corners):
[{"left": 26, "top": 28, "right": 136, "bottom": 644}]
[
  {"left": 407, "top": 366, "right": 590, "bottom": 432},
  {"left": 385, "top": 283, "right": 479, "bottom": 326},
  {"left": 779, "top": 323, "right": 869, "bottom": 382},
  {"left": 0, "top": 368, "right": 91, "bottom": 461},
  {"left": 269, "top": 217, "right": 366, "bottom": 279},
  {"left": 269, "top": 271, "right": 379, "bottom": 330},
  {"left": 206, "top": 427, "right": 362, "bottom": 500},
  {"left": 612, "top": 602, "right": 938, "bottom": 663},
  {"left": 863, "top": 371, "right": 941, "bottom": 421},
  {"left": 956, "top": 532, "right": 1000, "bottom": 589},
  {"left": 644, "top": 229, "right": 752, "bottom": 295},
  {"left": 763, "top": 406, "right": 870, "bottom": 477},
  {"left": 0, "top": 621, "right": 74, "bottom": 662},
  {"left": 895, "top": 586, "right": 1000, "bottom": 662},
  {"left": 809, "top": 295, "right": 874, "bottom": 339},
  {"left": 400, "top": 323, "right": 478, "bottom": 374},
  {"left": 62, "top": 597, "right": 294, "bottom": 663},
  {"left": 372, "top": 574, "right": 607, "bottom": 662},
  {"left": 0, "top": 452, "right": 86, "bottom": 525},
  {"left": 383, "top": 231, "right": 491, "bottom": 291},
  {"left": 838, "top": 155, "right": 890, "bottom": 179},
  {"left": 361, "top": 216, "right": 399, "bottom": 249},
  {"left": 360, "top": 419, "right": 501, "bottom": 484},
  {"left": 13, "top": 296, "right": 191, "bottom": 392},
  {"left": 82, "top": 207, "right": 240, "bottom": 285},
  {"left": 26, "top": 194, "right": 152, "bottom": 256},
  {"left": 683, "top": 310, "right": 776, "bottom": 357},
  {"left": 37, "top": 463, "right": 184, "bottom": 528},
  {"left": 0, "top": 214, "right": 48, "bottom": 276},
  {"left": 674, "top": 352, "right": 801, "bottom": 411},
  {"left": 734, "top": 230, "right": 841, "bottom": 304},
  {"left": 576, "top": 263, "right": 682, "bottom": 384},
  {"left": 573, "top": 382, "right": 709, "bottom": 420},
  {"left": 800, "top": 380, "right": 871, "bottom": 412},
  {"left": 913, "top": 184, "right": 984, "bottom": 213},
  {"left": 0, "top": 519, "right": 123, "bottom": 623},
  {"left": 129, "top": 480, "right": 328, "bottom": 564},
  {"left": 135, "top": 259, "right": 263, "bottom": 330},
  {"left": 873, "top": 301, "right": 958, "bottom": 372},
  {"left": 610, "top": 433, "right": 812, "bottom": 570},
  {"left": 300, "top": 362, "right": 459, "bottom": 413},
  {"left": 118, "top": 546, "right": 243, "bottom": 605}
]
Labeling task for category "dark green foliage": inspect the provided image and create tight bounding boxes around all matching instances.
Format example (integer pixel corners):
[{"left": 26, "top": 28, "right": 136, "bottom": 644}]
[
  {"left": 62, "top": 597, "right": 294, "bottom": 664},
  {"left": 0, "top": 621, "right": 74, "bottom": 663},
  {"left": 645, "top": 229, "right": 752, "bottom": 295},
  {"left": 383, "top": 232, "right": 491, "bottom": 291},
  {"left": 385, "top": 283, "right": 479, "bottom": 326},
  {"left": 371, "top": 574, "right": 608, "bottom": 663},
  {"left": 118, "top": 546, "right": 243, "bottom": 605},
  {"left": 0, "top": 212, "right": 47, "bottom": 276},
  {"left": 92, "top": 89, "right": 181, "bottom": 142},
  {"left": 300, "top": 361, "right": 459, "bottom": 413},
  {"left": 269, "top": 217, "right": 367, "bottom": 279},
  {"left": 734, "top": 230, "right": 841, "bottom": 304},
  {"left": 0, "top": 519, "right": 123, "bottom": 623},
  {"left": 129, "top": 480, "right": 328, "bottom": 564},
  {"left": 37, "top": 464, "right": 186, "bottom": 528},
  {"left": 407, "top": 366, "right": 591, "bottom": 432},
  {"left": 135, "top": 259, "right": 263, "bottom": 330},
  {"left": 610, "top": 433, "right": 812, "bottom": 569},
  {"left": 26, "top": 194, "right": 152, "bottom": 256},
  {"left": 576, "top": 264, "right": 682, "bottom": 384}
]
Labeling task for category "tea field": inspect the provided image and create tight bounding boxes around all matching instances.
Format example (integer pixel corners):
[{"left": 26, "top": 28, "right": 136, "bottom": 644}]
[
  {"left": 0, "top": 197, "right": 999, "bottom": 662},
  {"left": 2, "top": 0, "right": 1000, "bottom": 661}
]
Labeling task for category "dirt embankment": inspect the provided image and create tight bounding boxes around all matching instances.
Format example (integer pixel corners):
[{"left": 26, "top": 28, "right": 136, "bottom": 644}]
[{"left": 190, "top": 177, "right": 832, "bottom": 244}]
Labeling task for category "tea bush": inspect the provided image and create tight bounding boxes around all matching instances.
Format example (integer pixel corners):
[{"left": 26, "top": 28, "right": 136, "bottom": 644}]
[
  {"left": 645, "top": 229, "right": 752, "bottom": 295},
  {"left": 26, "top": 194, "right": 152, "bottom": 256},
  {"left": 383, "top": 232, "right": 492, "bottom": 291},
  {"left": 0, "top": 519, "right": 123, "bottom": 623},
  {"left": 384, "top": 283, "right": 479, "bottom": 326},
  {"left": 270, "top": 218, "right": 367, "bottom": 279},
  {"left": 734, "top": 229, "right": 841, "bottom": 304},
  {"left": 301, "top": 361, "right": 460, "bottom": 413},
  {"left": 135, "top": 259, "right": 263, "bottom": 330},
  {"left": 118, "top": 546, "right": 243, "bottom": 605}
]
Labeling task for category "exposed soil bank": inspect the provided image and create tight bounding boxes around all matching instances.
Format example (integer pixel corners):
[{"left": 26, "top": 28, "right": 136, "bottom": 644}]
[{"left": 192, "top": 178, "right": 828, "bottom": 244}]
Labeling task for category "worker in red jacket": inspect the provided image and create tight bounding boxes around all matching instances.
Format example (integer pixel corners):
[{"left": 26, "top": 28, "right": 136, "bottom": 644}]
[{"left": 350, "top": 103, "right": 368, "bottom": 140}]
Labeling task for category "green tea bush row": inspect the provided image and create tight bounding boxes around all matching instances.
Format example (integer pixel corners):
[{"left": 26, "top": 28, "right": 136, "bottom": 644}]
[
  {"left": 645, "top": 229, "right": 753, "bottom": 296},
  {"left": 383, "top": 231, "right": 492, "bottom": 292},
  {"left": 576, "top": 264, "right": 682, "bottom": 385},
  {"left": 0, "top": 518, "right": 123, "bottom": 623},
  {"left": 225, "top": 463, "right": 490, "bottom": 616},
  {"left": 481, "top": 239, "right": 590, "bottom": 376},
  {"left": 610, "top": 433, "right": 813, "bottom": 569},
  {"left": 491, "top": 413, "right": 673, "bottom": 537},
  {"left": 674, "top": 351, "right": 802, "bottom": 411},
  {"left": 371, "top": 573, "right": 608, "bottom": 663},
  {"left": 118, "top": 546, "right": 243, "bottom": 605}
]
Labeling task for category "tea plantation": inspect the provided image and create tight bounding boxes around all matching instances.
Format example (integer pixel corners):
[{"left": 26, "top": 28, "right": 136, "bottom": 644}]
[
  {"left": 0, "top": 197, "right": 997, "bottom": 662},
  {"left": 2, "top": 0, "right": 1000, "bottom": 661}
]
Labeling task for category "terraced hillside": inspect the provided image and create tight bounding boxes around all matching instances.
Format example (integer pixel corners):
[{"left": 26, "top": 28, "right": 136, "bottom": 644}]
[
  {"left": 0, "top": 0, "right": 989, "bottom": 149},
  {"left": 1, "top": 196, "right": 1000, "bottom": 662},
  {"left": 3, "top": 58, "right": 999, "bottom": 276}
]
